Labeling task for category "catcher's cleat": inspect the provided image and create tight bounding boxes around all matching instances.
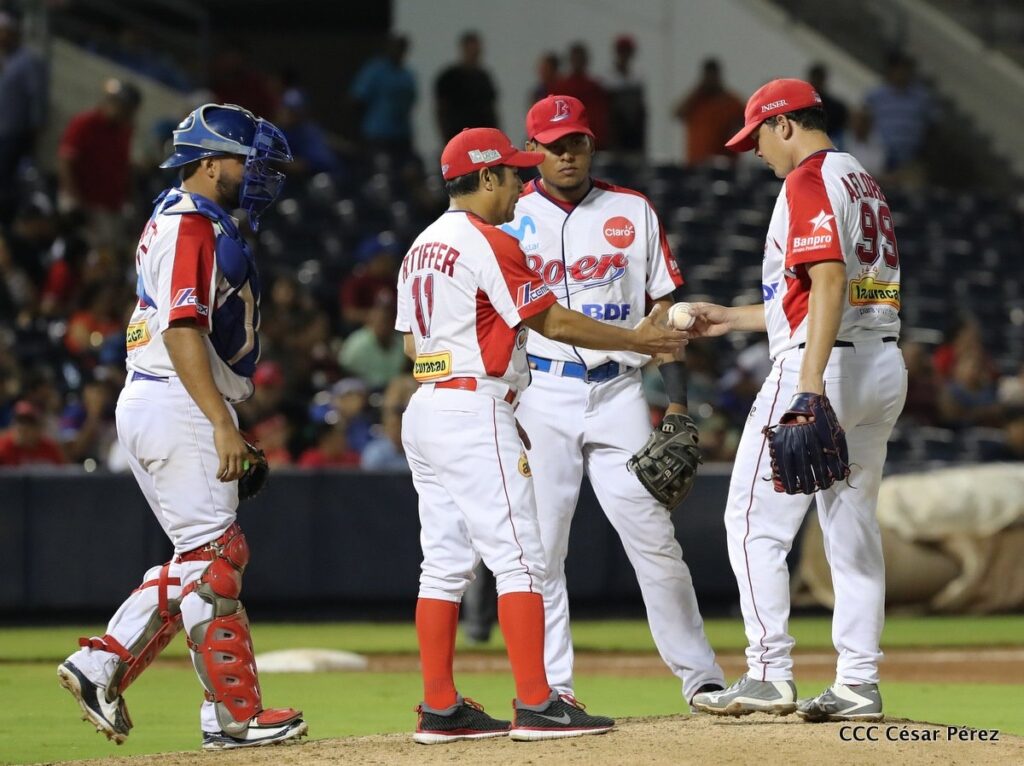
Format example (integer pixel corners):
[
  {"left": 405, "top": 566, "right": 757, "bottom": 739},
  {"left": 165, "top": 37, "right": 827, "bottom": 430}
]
[
  {"left": 797, "top": 683, "right": 883, "bottom": 722},
  {"left": 691, "top": 675, "right": 796, "bottom": 716},
  {"left": 510, "top": 691, "right": 614, "bottom": 741},
  {"left": 414, "top": 695, "right": 510, "bottom": 744},
  {"left": 57, "top": 661, "right": 133, "bottom": 744},
  {"left": 201, "top": 709, "right": 308, "bottom": 750}
]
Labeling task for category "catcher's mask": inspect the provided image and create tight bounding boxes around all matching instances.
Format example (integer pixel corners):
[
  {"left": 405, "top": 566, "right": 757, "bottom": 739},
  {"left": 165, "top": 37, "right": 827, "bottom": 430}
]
[{"left": 160, "top": 103, "right": 292, "bottom": 231}]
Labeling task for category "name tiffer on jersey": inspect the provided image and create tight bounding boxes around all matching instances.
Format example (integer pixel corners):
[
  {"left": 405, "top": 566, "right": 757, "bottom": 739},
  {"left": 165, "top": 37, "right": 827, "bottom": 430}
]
[{"left": 401, "top": 241, "right": 462, "bottom": 279}]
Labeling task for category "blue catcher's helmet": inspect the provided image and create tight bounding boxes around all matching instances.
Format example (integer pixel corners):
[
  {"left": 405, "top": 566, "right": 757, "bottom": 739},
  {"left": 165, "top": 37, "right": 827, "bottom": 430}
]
[{"left": 160, "top": 103, "right": 292, "bottom": 230}]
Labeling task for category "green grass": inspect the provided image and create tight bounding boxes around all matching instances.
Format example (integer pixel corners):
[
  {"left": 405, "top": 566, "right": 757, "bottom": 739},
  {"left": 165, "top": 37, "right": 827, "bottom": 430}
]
[
  {"left": 3, "top": 616, "right": 1023, "bottom": 764},
  {"left": 4, "top": 615, "right": 1023, "bottom": 662}
]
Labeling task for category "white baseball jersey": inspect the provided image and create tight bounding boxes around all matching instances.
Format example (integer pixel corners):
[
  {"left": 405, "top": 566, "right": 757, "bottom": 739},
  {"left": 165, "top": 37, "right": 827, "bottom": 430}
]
[
  {"left": 127, "top": 192, "right": 255, "bottom": 402},
  {"left": 395, "top": 209, "right": 556, "bottom": 391},
  {"left": 504, "top": 179, "right": 682, "bottom": 369},
  {"left": 762, "top": 150, "right": 901, "bottom": 358}
]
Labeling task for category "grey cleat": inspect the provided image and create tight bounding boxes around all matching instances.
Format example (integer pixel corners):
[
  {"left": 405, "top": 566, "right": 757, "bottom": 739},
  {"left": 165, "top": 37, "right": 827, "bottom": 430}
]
[
  {"left": 691, "top": 675, "right": 797, "bottom": 716},
  {"left": 797, "top": 683, "right": 883, "bottom": 722},
  {"left": 510, "top": 691, "right": 614, "bottom": 741}
]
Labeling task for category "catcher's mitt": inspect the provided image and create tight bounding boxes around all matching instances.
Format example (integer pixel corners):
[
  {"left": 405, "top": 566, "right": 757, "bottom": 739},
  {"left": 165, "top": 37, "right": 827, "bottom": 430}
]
[
  {"left": 627, "top": 413, "right": 703, "bottom": 508},
  {"left": 763, "top": 393, "right": 851, "bottom": 495},
  {"left": 238, "top": 440, "right": 269, "bottom": 501}
]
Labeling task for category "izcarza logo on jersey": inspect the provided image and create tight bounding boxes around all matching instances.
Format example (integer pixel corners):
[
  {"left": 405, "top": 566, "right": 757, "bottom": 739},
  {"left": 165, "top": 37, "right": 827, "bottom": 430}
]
[{"left": 525, "top": 252, "right": 629, "bottom": 296}]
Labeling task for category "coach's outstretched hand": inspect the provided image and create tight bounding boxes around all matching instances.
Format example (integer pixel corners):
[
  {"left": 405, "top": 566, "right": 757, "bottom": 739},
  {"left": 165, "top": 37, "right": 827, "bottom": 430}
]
[
  {"left": 683, "top": 302, "right": 734, "bottom": 338},
  {"left": 632, "top": 304, "right": 687, "bottom": 355}
]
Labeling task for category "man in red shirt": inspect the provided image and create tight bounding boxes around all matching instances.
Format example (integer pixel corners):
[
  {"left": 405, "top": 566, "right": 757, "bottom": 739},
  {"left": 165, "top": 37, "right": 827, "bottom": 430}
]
[
  {"left": 0, "top": 400, "right": 64, "bottom": 466},
  {"left": 57, "top": 78, "right": 141, "bottom": 243},
  {"left": 555, "top": 43, "right": 609, "bottom": 146}
]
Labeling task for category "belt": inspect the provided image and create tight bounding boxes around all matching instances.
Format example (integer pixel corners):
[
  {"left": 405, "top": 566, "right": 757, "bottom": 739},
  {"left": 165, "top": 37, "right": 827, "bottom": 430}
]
[
  {"left": 798, "top": 336, "right": 897, "bottom": 349},
  {"left": 131, "top": 371, "right": 169, "bottom": 382},
  {"left": 527, "top": 354, "right": 632, "bottom": 383},
  {"left": 435, "top": 377, "right": 517, "bottom": 404}
]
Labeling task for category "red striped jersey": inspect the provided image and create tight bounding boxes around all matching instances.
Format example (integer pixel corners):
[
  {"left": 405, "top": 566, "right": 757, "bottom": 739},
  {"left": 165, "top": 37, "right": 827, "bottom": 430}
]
[
  {"left": 763, "top": 150, "right": 901, "bottom": 358},
  {"left": 396, "top": 210, "right": 556, "bottom": 391},
  {"left": 505, "top": 178, "right": 681, "bottom": 369}
]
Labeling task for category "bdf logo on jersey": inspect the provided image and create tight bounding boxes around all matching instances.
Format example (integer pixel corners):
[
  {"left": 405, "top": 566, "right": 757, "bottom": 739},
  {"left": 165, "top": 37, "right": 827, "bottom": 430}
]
[
  {"left": 603, "top": 217, "right": 635, "bottom": 248},
  {"left": 526, "top": 253, "right": 629, "bottom": 295}
]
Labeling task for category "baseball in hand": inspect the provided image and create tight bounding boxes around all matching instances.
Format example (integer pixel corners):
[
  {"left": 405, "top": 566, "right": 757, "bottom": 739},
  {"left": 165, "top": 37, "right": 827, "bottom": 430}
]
[{"left": 668, "top": 302, "right": 695, "bottom": 330}]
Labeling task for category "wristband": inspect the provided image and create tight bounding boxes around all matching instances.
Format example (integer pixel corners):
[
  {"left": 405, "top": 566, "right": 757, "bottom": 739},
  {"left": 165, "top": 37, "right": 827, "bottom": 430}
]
[{"left": 659, "top": 361, "right": 688, "bottom": 406}]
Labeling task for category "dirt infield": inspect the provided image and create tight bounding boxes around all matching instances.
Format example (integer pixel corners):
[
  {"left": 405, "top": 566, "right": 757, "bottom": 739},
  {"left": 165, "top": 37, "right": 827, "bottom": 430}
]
[
  {"left": 52, "top": 715, "right": 1023, "bottom": 766},
  {"left": 369, "top": 646, "right": 1024, "bottom": 684}
]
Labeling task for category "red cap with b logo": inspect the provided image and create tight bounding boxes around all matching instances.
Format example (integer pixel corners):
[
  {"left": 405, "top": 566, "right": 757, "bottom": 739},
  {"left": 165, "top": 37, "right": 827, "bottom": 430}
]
[{"left": 526, "top": 95, "right": 596, "bottom": 144}]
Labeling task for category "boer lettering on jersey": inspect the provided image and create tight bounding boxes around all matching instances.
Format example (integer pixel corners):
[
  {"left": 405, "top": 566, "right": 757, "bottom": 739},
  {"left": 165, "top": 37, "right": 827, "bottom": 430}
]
[{"left": 525, "top": 252, "right": 630, "bottom": 296}]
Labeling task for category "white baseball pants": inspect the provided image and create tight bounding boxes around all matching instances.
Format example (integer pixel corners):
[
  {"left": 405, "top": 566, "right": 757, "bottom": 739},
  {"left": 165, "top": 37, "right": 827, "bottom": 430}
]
[
  {"left": 726, "top": 339, "right": 907, "bottom": 685},
  {"left": 515, "top": 368, "right": 724, "bottom": 701},
  {"left": 402, "top": 386, "right": 547, "bottom": 600}
]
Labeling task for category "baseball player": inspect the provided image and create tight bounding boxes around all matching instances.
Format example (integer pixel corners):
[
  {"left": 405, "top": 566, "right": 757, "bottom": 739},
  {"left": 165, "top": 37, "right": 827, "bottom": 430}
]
[
  {"left": 502, "top": 95, "right": 726, "bottom": 709},
  {"left": 400, "top": 126, "right": 685, "bottom": 743},
  {"left": 58, "top": 104, "right": 308, "bottom": 749},
  {"left": 689, "top": 79, "right": 907, "bottom": 721}
]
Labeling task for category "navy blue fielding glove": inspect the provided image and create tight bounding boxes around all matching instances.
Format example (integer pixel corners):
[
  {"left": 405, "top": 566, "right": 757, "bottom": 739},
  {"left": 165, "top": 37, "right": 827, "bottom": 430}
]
[{"left": 763, "top": 393, "right": 851, "bottom": 495}]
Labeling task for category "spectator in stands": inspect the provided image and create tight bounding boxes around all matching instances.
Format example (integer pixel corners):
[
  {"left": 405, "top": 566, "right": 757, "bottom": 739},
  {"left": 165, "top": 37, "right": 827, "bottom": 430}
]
[
  {"left": 434, "top": 31, "right": 498, "bottom": 143},
  {"left": 605, "top": 35, "right": 646, "bottom": 157},
  {"left": 338, "top": 291, "right": 408, "bottom": 390},
  {"left": 555, "top": 42, "right": 609, "bottom": 145},
  {"left": 807, "top": 63, "right": 849, "bottom": 147},
  {"left": 996, "top": 411, "right": 1024, "bottom": 461},
  {"left": 864, "top": 53, "right": 935, "bottom": 180},
  {"left": 297, "top": 423, "right": 360, "bottom": 468},
  {"left": 939, "top": 347, "right": 1003, "bottom": 428},
  {"left": 329, "top": 377, "right": 373, "bottom": 453},
  {"left": 932, "top": 313, "right": 998, "bottom": 381},
  {"left": 210, "top": 44, "right": 277, "bottom": 119},
  {"left": 717, "top": 339, "right": 772, "bottom": 425},
  {"left": 673, "top": 58, "right": 744, "bottom": 166},
  {"left": 259, "top": 274, "right": 331, "bottom": 377},
  {"left": 4, "top": 194, "right": 55, "bottom": 288},
  {"left": 275, "top": 88, "right": 341, "bottom": 176},
  {"left": 339, "top": 233, "right": 400, "bottom": 328},
  {"left": 350, "top": 34, "right": 417, "bottom": 158},
  {"left": 361, "top": 375, "right": 416, "bottom": 471},
  {"left": 63, "top": 284, "right": 124, "bottom": 357},
  {"left": 0, "top": 10, "right": 47, "bottom": 225},
  {"left": 0, "top": 399, "right": 64, "bottom": 466},
  {"left": 529, "top": 51, "right": 560, "bottom": 104},
  {"left": 899, "top": 341, "right": 941, "bottom": 426},
  {"left": 844, "top": 108, "right": 885, "bottom": 177},
  {"left": 57, "top": 78, "right": 141, "bottom": 245},
  {"left": 998, "top": 362, "right": 1024, "bottom": 408},
  {"left": 249, "top": 413, "right": 293, "bottom": 467},
  {"left": 236, "top": 360, "right": 288, "bottom": 431},
  {"left": 58, "top": 379, "right": 117, "bottom": 464},
  {"left": 0, "top": 230, "right": 34, "bottom": 322}
]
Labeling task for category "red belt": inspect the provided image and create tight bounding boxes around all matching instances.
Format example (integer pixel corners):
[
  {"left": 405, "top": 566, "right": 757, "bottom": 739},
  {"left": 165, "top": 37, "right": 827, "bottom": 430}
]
[{"left": 435, "top": 377, "right": 516, "bottom": 404}]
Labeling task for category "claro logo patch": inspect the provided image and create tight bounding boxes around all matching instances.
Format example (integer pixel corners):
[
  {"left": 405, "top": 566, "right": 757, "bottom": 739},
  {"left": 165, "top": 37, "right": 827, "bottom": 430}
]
[
  {"left": 603, "top": 216, "right": 635, "bottom": 248},
  {"left": 849, "top": 277, "right": 901, "bottom": 309}
]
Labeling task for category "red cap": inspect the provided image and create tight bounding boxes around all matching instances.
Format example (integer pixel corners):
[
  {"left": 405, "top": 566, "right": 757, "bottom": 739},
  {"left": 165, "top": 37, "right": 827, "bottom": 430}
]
[
  {"left": 725, "top": 78, "right": 823, "bottom": 152},
  {"left": 526, "top": 95, "right": 595, "bottom": 144},
  {"left": 13, "top": 400, "right": 40, "bottom": 421},
  {"left": 440, "top": 127, "right": 543, "bottom": 181},
  {"left": 253, "top": 360, "right": 284, "bottom": 387}
]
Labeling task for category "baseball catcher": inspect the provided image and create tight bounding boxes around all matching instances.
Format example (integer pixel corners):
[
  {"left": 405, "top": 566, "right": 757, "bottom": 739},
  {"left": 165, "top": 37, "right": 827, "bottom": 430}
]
[
  {"left": 628, "top": 412, "right": 703, "bottom": 508},
  {"left": 763, "top": 392, "right": 851, "bottom": 495}
]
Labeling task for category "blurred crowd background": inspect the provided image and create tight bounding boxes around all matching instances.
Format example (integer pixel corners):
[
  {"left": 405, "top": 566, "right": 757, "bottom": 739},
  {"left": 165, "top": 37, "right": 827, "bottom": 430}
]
[{"left": 1, "top": 0, "right": 1023, "bottom": 474}]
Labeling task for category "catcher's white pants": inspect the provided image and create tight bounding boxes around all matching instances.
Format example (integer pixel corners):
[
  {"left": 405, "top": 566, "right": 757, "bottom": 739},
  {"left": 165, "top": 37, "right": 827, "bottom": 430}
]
[
  {"left": 515, "top": 368, "right": 724, "bottom": 701},
  {"left": 65, "top": 375, "right": 245, "bottom": 732},
  {"left": 67, "top": 560, "right": 226, "bottom": 733},
  {"left": 115, "top": 375, "right": 239, "bottom": 554},
  {"left": 726, "top": 340, "right": 906, "bottom": 685},
  {"left": 402, "top": 386, "right": 547, "bottom": 600}
]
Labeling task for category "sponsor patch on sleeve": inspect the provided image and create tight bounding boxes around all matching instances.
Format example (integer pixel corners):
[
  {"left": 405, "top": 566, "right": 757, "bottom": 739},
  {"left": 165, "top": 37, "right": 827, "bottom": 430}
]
[{"left": 413, "top": 350, "right": 453, "bottom": 381}]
